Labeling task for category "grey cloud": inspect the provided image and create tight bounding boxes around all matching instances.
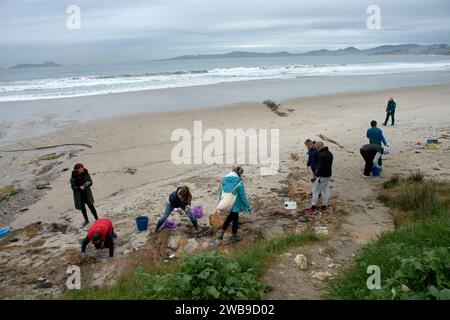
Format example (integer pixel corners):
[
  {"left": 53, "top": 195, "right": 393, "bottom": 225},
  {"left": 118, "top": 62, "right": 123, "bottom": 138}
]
[{"left": 0, "top": 0, "right": 449, "bottom": 67}]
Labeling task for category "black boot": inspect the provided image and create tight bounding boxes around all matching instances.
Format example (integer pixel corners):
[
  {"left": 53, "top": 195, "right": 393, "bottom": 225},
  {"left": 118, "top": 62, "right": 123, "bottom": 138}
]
[{"left": 154, "top": 220, "right": 163, "bottom": 234}]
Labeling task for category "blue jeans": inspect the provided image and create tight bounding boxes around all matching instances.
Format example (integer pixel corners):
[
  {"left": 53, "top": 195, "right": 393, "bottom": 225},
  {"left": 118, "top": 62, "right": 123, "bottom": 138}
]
[{"left": 154, "top": 202, "right": 198, "bottom": 232}]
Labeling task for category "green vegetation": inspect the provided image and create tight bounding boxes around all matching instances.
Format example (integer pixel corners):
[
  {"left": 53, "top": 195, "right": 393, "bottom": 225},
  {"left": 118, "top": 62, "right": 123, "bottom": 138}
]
[
  {"left": 324, "top": 172, "right": 450, "bottom": 300},
  {"left": 69, "top": 232, "right": 322, "bottom": 300},
  {"left": 0, "top": 184, "right": 20, "bottom": 202}
]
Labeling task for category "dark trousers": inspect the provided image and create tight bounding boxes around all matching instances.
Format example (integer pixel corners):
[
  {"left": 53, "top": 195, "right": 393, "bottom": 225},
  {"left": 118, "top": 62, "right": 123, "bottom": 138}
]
[
  {"left": 360, "top": 148, "right": 382, "bottom": 176},
  {"left": 222, "top": 211, "right": 239, "bottom": 235},
  {"left": 384, "top": 112, "right": 395, "bottom": 125},
  {"left": 80, "top": 192, "right": 98, "bottom": 221}
]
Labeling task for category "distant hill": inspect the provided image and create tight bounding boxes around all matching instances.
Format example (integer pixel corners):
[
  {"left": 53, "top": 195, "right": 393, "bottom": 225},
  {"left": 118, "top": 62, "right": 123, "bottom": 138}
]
[
  {"left": 162, "top": 44, "right": 450, "bottom": 60},
  {"left": 10, "top": 61, "right": 62, "bottom": 69},
  {"left": 163, "top": 51, "right": 293, "bottom": 60}
]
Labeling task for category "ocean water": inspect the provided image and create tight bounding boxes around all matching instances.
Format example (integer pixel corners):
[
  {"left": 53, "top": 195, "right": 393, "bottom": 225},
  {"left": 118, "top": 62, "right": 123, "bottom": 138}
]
[{"left": 1, "top": 55, "right": 450, "bottom": 102}]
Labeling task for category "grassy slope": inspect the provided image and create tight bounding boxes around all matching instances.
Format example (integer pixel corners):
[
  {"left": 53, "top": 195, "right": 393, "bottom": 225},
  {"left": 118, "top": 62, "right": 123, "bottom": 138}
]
[
  {"left": 69, "top": 232, "right": 322, "bottom": 300},
  {"left": 324, "top": 173, "right": 450, "bottom": 300}
]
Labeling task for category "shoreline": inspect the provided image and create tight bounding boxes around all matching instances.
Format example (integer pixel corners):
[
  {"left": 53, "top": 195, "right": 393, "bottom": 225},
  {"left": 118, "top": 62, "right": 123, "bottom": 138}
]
[{"left": 1, "top": 70, "right": 450, "bottom": 146}]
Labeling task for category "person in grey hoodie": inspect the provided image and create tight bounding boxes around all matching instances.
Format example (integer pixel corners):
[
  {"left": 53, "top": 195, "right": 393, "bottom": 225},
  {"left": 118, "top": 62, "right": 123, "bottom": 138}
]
[{"left": 217, "top": 167, "right": 253, "bottom": 243}]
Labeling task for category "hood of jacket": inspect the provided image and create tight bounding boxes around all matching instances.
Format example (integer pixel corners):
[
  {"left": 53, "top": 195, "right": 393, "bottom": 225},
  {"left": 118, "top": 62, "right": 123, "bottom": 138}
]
[{"left": 222, "top": 171, "right": 242, "bottom": 193}]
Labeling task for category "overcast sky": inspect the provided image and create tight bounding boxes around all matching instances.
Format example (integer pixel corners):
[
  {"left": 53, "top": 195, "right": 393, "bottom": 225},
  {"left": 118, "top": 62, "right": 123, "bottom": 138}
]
[{"left": 0, "top": 0, "right": 449, "bottom": 67}]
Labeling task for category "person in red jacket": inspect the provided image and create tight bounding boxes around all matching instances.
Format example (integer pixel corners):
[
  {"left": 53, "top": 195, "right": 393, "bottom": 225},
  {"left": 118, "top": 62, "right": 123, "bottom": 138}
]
[{"left": 80, "top": 218, "right": 116, "bottom": 260}]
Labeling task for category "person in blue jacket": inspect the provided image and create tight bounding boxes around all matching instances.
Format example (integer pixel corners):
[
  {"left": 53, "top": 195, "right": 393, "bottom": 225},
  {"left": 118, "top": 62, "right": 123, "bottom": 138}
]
[
  {"left": 217, "top": 167, "right": 253, "bottom": 243},
  {"left": 304, "top": 139, "right": 319, "bottom": 179},
  {"left": 366, "top": 120, "right": 388, "bottom": 146}
]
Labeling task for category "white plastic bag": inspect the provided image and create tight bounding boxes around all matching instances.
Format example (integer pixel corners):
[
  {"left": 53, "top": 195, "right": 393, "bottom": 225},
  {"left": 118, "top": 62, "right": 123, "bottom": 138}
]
[{"left": 216, "top": 181, "right": 242, "bottom": 214}]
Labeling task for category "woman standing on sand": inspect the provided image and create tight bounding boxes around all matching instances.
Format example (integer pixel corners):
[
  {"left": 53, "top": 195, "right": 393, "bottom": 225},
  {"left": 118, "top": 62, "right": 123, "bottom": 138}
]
[
  {"left": 70, "top": 163, "right": 98, "bottom": 227},
  {"left": 217, "top": 167, "right": 253, "bottom": 243}
]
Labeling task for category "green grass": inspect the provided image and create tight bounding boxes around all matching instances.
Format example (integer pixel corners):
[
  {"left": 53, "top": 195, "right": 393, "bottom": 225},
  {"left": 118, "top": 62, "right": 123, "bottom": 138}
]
[
  {"left": 324, "top": 173, "right": 450, "bottom": 300},
  {"left": 0, "top": 184, "right": 20, "bottom": 202},
  {"left": 68, "top": 232, "right": 322, "bottom": 300}
]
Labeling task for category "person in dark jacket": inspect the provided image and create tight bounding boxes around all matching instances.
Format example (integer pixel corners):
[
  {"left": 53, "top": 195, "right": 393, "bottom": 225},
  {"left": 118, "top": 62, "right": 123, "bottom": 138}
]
[
  {"left": 70, "top": 163, "right": 98, "bottom": 227},
  {"left": 366, "top": 120, "right": 388, "bottom": 146},
  {"left": 81, "top": 218, "right": 116, "bottom": 260},
  {"left": 154, "top": 186, "right": 198, "bottom": 233},
  {"left": 360, "top": 144, "right": 390, "bottom": 177},
  {"left": 383, "top": 97, "right": 396, "bottom": 126},
  {"left": 304, "top": 139, "right": 319, "bottom": 179},
  {"left": 305, "top": 141, "right": 333, "bottom": 214}
]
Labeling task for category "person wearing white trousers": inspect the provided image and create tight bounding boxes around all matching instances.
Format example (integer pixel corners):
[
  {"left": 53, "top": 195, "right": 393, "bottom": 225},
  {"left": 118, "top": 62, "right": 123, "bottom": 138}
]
[
  {"left": 311, "top": 177, "right": 330, "bottom": 208},
  {"left": 304, "top": 141, "right": 333, "bottom": 215}
]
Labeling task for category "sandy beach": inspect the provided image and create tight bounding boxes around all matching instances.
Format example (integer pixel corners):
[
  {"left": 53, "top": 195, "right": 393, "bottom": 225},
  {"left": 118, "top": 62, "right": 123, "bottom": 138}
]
[{"left": 1, "top": 83, "right": 449, "bottom": 298}]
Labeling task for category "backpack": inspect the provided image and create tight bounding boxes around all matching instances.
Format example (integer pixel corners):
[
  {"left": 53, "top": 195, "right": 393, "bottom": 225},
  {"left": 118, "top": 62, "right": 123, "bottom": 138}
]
[{"left": 216, "top": 181, "right": 242, "bottom": 214}]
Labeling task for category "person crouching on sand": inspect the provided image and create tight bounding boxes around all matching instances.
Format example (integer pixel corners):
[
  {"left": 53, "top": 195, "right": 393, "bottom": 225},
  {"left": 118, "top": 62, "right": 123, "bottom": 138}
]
[
  {"left": 304, "top": 141, "right": 333, "bottom": 215},
  {"left": 154, "top": 186, "right": 199, "bottom": 233},
  {"left": 360, "top": 144, "right": 390, "bottom": 177},
  {"left": 70, "top": 163, "right": 98, "bottom": 227},
  {"left": 80, "top": 218, "right": 116, "bottom": 261},
  {"left": 217, "top": 167, "right": 253, "bottom": 243}
]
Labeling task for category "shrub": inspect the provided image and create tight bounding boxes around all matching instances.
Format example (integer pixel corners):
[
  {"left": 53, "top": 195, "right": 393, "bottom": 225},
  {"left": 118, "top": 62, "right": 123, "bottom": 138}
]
[
  {"left": 135, "top": 252, "right": 269, "bottom": 299},
  {"left": 370, "top": 247, "right": 450, "bottom": 300},
  {"left": 0, "top": 184, "right": 20, "bottom": 202},
  {"left": 324, "top": 217, "right": 450, "bottom": 300}
]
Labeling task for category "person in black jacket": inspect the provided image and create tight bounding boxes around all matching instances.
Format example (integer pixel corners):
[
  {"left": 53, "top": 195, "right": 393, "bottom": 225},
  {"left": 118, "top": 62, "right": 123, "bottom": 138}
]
[
  {"left": 154, "top": 186, "right": 199, "bottom": 233},
  {"left": 305, "top": 141, "right": 333, "bottom": 214},
  {"left": 70, "top": 163, "right": 98, "bottom": 227},
  {"left": 304, "top": 139, "right": 319, "bottom": 179},
  {"left": 360, "top": 144, "right": 390, "bottom": 177}
]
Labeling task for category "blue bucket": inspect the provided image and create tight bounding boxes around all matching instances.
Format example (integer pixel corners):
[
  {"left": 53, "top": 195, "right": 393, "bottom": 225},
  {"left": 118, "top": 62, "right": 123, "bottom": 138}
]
[
  {"left": 135, "top": 216, "right": 149, "bottom": 231},
  {"left": 372, "top": 166, "right": 382, "bottom": 177},
  {"left": 0, "top": 228, "right": 12, "bottom": 238}
]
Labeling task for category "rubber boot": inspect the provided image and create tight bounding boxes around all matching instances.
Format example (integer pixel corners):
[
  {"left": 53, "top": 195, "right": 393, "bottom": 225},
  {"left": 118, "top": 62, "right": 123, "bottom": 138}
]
[
  {"left": 193, "top": 220, "right": 199, "bottom": 231},
  {"left": 154, "top": 220, "right": 163, "bottom": 234},
  {"left": 217, "top": 229, "right": 225, "bottom": 240},
  {"left": 231, "top": 234, "right": 241, "bottom": 243}
]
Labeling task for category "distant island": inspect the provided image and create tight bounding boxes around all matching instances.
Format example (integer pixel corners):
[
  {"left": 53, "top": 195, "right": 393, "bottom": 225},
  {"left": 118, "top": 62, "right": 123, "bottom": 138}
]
[
  {"left": 10, "top": 61, "right": 62, "bottom": 69},
  {"left": 161, "top": 44, "right": 450, "bottom": 61}
]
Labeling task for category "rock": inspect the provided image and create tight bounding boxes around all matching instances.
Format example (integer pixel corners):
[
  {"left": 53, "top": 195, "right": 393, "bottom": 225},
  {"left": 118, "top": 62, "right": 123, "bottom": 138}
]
[
  {"left": 37, "top": 280, "right": 53, "bottom": 288},
  {"left": 290, "top": 153, "right": 300, "bottom": 161},
  {"left": 38, "top": 153, "right": 63, "bottom": 161},
  {"left": 368, "top": 204, "right": 375, "bottom": 209},
  {"left": 261, "top": 225, "right": 285, "bottom": 240},
  {"left": 124, "top": 168, "right": 137, "bottom": 175},
  {"left": 312, "top": 226, "right": 329, "bottom": 235},
  {"left": 169, "top": 254, "right": 176, "bottom": 259},
  {"left": 327, "top": 263, "right": 336, "bottom": 269},
  {"left": 311, "top": 271, "right": 333, "bottom": 281},
  {"left": 36, "top": 181, "right": 51, "bottom": 189},
  {"left": 294, "top": 254, "right": 308, "bottom": 270},
  {"left": 280, "top": 252, "right": 293, "bottom": 258}
]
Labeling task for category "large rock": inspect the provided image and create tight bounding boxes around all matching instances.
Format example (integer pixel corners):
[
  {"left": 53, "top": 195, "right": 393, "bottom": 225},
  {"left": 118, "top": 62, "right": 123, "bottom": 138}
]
[
  {"left": 311, "top": 271, "right": 333, "bottom": 281},
  {"left": 294, "top": 254, "right": 308, "bottom": 270},
  {"left": 312, "top": 226, "right": 329, "bottom": 235}
]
